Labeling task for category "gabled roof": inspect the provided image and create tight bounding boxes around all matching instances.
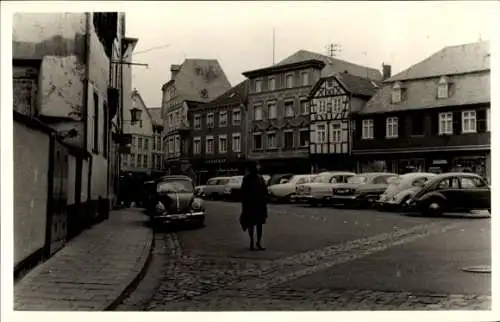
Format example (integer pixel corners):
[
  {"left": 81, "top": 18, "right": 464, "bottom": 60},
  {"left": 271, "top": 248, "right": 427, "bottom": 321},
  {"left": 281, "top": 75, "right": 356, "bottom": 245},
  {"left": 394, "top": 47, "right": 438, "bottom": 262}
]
[
  {"left": 203, "top": 79, "right": 249, "bottom": 109},
  {"left": 161, "top": 59, "right": 232, "bottom": 103},
  {"left": 275, "top": 49, "right": 382, "bottom": 81},
  {"left": 147, "top": 107, "right": 162, "bottom": 127},
  {"left": 387, "top": 41, "right": 490, "bottom": 82},
  {"left": 131, "top": 89, "right": 153, "bottom": 122},
  {"left": 309, "top": 72, "right": 379, "bottom": 100}
]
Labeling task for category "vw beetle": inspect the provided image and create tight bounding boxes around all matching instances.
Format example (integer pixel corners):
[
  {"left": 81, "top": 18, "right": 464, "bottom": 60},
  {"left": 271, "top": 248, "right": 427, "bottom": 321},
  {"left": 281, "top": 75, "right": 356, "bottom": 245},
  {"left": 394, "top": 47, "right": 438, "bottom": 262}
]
[{"left": 150, "top": 175, "right": 205, "bottom": 229}]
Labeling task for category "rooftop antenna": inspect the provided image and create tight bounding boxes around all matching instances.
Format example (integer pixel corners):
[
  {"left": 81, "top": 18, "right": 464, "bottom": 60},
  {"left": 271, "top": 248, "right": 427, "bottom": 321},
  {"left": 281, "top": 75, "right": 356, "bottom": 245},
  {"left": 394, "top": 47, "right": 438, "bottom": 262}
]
[
  {"left": 326, "top": 43, "right": 342, "bottom": 58},
  {"left": 272, "top": 28, "right": 276, "bottom": 64}
]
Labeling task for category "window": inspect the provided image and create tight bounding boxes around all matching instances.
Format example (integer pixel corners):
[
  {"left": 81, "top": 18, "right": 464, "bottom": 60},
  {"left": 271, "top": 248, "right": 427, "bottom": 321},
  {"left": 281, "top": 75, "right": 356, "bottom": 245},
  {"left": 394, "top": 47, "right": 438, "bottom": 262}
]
[
  {"left": 138, "top": 137, "right": 143, "bottom": 150},
  {"left": 487, "top": 108, "right": 490, "bottom": 132},
  {"left": 268, "top": 77, "right": 276, "bottom": 91},
  {"left": 386, "top": 117, "right": 398, "bottom": 138},
  {"left": 193, "top": 137, "right": 201, "bottom": 155},
  {"left": 207, "top": 113, "right": 215, "bottom": 128},
  {"left": 267, "top": 132, "right": 277, "bottom": 149},
  {"left": 284, "top": 131, "right": 294, "bottom": 149},
  {"left": 157, "top": 137, "right": 161, "bottom": 151},
  {"left": 284, "top": 101, "right": 294, "bottom": 117},
  {"left": 232, "top": 133, "right": 241, "bottom": 153},
  {"left": 232, "top": 108, "right": 241, "bottom": 125},
  {"left": 255, "top": 79, "right": 262, "bottom": 92},
  {"left": 411, "top": 114, "right": 424, "bottom": 135},
  {"left": 175, "top": 136, "right": 180, "bottom": 153},
  {"left": 333, "top": 96, "right": 342, "bottom": 113},
  {"left": 253, "top": 133, "right": 263, "bottom": 150},
  {"left": 300, "top": 99, "right": 308, "bottom": 115},
  {"left": 299, "top": 129, "right": 309, "bottom": 147},
  {"left": 391, "top": 83, "right": 401, "bottom": 103},
  {"left": 362, "top": 119, "right": 374, "bottom": 139},
  {"left": 194, "top": 114, "right": 201, "bottom": 129},
  {"left": 152, "top": 137, "right": 156, "bottom": 151},
  {"left": 437, "top": 77, "right": 449, "bottom": 99},
  {"left": 462, "top": 110, "right": 476, "bottom": 133},
  {"left": 137, "top": 154, "right": 142, "bottom": 167},
  {"left": 439, "top": 112, "right": 453, "bottom": 135},
  {"left": 123, "top": 154, "right": 128, "bottom": 168},
  {"left": 460, "top": 177, "right": 487, "bottom": 188},
  {"left": 143, "top": 154, "right": 148, "bottom": 168},
  {"left": 219, "top": 111, "right": 228, "bottom": 127},
  {"left": 130, "top": 154, "right": 135, "bottom": 168},
  {"left": 144, "top": 138, "right": 149, "bottom": 150},
  {"left": 301, "top": 71, "right": 309, "bottom": 86},
  {"left": 253, "top": 105, "right": 263, "bottom": 121},
  {"left": 327, "top": 102, "right": 332, "bottom": 113},
  {"left": 316, "top": 124, "right": 327, "bottom": 143},
  {"left": 286, "top": 74, "right": 293, "bottom": 88},
  {"left": 332, "top": 122, "right": 342, "bottom": 143},
  {"left": 206, "top": 136, "right": 214, "bottom": 154},
  {"left": 268, "top": 102, "right": 277, "bottom": 119},
  {"left": 218, "top": 135, "right": 227, "bottom": 153},
  {"left": 93, "top": 91, "right": 99, "bottom": 152}
]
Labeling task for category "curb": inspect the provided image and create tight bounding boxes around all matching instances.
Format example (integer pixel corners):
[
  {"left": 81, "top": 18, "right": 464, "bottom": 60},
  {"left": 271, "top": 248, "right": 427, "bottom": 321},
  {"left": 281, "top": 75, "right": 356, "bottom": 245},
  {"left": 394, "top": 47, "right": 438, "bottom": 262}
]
[{"left": 104, "top": 228, "right": 155, "bottom": 311}]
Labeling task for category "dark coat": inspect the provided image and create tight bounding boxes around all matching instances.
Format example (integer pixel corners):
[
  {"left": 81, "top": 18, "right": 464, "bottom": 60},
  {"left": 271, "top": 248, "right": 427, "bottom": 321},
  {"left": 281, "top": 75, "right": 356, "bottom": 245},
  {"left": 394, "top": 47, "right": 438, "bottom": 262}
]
[{"left": 240, "top": 173, "right": 268, "bottom": 230}]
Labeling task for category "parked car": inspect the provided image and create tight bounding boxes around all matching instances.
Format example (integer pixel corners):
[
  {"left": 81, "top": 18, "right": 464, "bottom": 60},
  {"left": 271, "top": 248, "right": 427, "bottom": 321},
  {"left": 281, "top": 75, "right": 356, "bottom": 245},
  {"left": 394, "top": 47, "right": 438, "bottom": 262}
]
[
  {"left": 143, "top": 180, "right": 157, "bottom": 214},
  {"left": 223, "top": 175, "right": 244, "bottom": 201},
  {"left": 267, "top": 173, "right": 294, "bottom": 187},
  {"left": 150, "top": 175, "right": 205, "bottom": 230},
  {"left": 267, "top": 174, "right": 316, "bottom": 203},
  {"left": 376, "top": 172, "right": 437, "bottom": 211},
  {"left": 200, "top": 176, "right": 231, "bottom": 200},
  {"left": 294, "top": 171, "right": 356, "bottom": 206},
  {"left": 330, "top": 172, "right": 399, "bottom": 208},
  {"left": 405, "top": 172, "right": 491, "bottom": 216}
]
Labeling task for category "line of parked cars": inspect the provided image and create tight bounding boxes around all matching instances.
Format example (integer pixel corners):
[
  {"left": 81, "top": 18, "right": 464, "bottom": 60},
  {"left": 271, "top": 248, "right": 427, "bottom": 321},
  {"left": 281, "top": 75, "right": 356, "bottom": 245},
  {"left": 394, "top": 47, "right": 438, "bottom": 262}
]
[{"left": 195, "top": 170, "right": 491, "bottom": 217}]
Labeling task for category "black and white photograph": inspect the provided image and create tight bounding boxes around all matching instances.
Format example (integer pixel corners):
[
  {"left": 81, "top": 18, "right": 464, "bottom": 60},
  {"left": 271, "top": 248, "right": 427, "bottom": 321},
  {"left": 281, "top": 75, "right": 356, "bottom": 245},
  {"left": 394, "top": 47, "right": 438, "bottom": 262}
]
[{"left": 1, "top": 1, "right": 498, "bottom": 320}]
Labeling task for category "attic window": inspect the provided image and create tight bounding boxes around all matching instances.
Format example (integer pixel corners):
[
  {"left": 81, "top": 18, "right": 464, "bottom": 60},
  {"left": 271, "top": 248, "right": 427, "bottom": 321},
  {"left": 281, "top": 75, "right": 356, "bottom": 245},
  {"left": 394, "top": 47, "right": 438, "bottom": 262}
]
[
  {"left": 437, "top": 76, "right": 449, "bottom": 99},
  {"left": 391, "top": 82, "right": 402, "bottom": 104},
  {"left": 200, "top": 89, "right": 208, "bottom": 98}
]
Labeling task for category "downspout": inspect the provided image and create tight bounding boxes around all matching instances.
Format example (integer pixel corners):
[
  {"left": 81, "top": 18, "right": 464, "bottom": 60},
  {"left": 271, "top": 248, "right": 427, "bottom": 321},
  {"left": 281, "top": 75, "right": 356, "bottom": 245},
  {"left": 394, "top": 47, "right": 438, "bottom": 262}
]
[{"left": 84, "top": 13, "right": 92, "bottom": 207}]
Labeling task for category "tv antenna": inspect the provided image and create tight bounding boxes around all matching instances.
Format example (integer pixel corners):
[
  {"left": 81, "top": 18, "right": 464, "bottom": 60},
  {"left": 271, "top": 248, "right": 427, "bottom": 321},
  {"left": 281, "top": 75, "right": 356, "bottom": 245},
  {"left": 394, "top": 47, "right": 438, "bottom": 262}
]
[{"left": 326, "top": 43, "right": 342, "bottom": 58}]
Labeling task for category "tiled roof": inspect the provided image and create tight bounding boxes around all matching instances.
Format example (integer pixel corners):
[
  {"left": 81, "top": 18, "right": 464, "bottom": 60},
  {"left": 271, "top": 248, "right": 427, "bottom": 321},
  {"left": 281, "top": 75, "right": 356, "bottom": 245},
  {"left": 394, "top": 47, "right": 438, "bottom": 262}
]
[
  {"left": 387, "top": 41, "right": 490, "bottom": 82},
  {"left": 204, "top": 79, "right": 249, "bottom": 109},
  {"left": 336, "top": 72, "right": 380, "bottom": 97},
  {"left": 147, "top": 107, "right": 162, "bottom": 126},
  {"left": 162, "top": 59, "right": 232, "bottom": 103},
  {"left": 359, "top": 71, "right": 490, "bottom": 114},
  {"left": 275, "top": 49, "right": 382, "bottom": 81}
]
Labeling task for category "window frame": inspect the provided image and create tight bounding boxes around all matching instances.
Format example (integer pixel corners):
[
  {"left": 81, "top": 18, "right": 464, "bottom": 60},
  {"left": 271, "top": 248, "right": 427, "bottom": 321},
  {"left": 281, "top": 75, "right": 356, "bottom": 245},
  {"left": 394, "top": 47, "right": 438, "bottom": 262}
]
[
  {"left": 232, "top": 133, "right": 241, "bottom": 153},
  {"left": 255, "top": 78, "right": 263, "bottom": 93},
  {"left": 205, "top": 136, "right": 214, "bottom": 154},
  {"left": 253, "top": 132, "right": 263, "bottom": 150},
  {"left": 462, "top": 110, "right": 477, "bottom": 133},
  {"left": 253, "top": 104, "right": 263, "bottom": 121},
  {"left": 284, "top": 100, "right": 295, "bottom": 118},
  {"left": 219, "top": 111, "right": 228, "bottom": 128},
  {"left": 194, "top": 114, "right": 202, "bottom": 129},
  {"left": 193, "top": 136, "right": 201, "bottom": 155},
  {"left": 362, "top": 119, "right": 374, "bottom": 140},
  {"left": 267, "top": 102, "right": 277, "bottom": 119},
  {"left": 316, "top": 124, "right": 327, "bottom": 143},
  {"left": 207, "top": 112, "right": 215, "bottom": 128},
  {"left": 266, "top": 132, "right": 277, "bottom": 149},
  {"left": 300, "top": 71, "right": 309, "bottom": 86},
  {"left": 386, "top": 116, "right": 399, "bottom": 138},
  {"left": 232, "top": 108, "right": 241, "bottom": 125},
  {"left": 391, "top": 83, "right": 402, "bottom": 104},
  {"left": 439, "top": 112, "right": 453, "bottom": 135},
  {"left": 285, "top": 73, "right": 294, "bottom": 89},
  {"left": 218, "top": 134, "right": 228, "bottom": 153},
  {"left": 331, "top": 122, "right": 342, "bottom": 143},
  {"left": 268, "top": 77, "right": 276, "bottom": 91}
]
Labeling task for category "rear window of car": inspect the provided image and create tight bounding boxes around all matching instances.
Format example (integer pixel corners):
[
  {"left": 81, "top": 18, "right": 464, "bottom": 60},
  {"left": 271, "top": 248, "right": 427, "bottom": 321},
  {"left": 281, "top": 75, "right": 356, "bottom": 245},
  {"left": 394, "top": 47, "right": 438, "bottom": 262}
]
[{"left": 157, "top": 180, "right": 193, "bottom": 193}]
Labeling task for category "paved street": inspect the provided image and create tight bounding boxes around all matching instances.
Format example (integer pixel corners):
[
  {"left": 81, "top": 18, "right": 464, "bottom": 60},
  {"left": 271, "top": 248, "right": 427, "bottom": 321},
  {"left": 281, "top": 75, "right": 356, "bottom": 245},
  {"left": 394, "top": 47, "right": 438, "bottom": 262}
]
[{"left": 116, "top": 201, "right": 491, "bottom": 311}]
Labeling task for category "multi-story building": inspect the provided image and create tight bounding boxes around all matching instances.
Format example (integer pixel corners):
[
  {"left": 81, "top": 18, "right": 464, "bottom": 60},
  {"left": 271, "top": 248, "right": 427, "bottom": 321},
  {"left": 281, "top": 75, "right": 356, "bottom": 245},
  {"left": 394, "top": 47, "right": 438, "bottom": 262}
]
[
  {"left": 121, "top": 90, "right": 160, "bottom": 179},
  {"left": 242, "top": 50, "right": 382, "bottom": 174},
  {"left": 161, "top": 59, "right": 232, "bottom": 174},
  {"left": 308, "top": 71, "right": 383, "bottom": 172},
  {"left": 12, "top": 12, "right": 129, "bottom": 270},
  {"left": 189, "top": 80, "right": 249, "bottom": 184},
  {"left": 147, "top": 107, "right": 164, "bottom": 174},
  {"left": 352, "top": 41, "right": 490, "bottom": 180}
]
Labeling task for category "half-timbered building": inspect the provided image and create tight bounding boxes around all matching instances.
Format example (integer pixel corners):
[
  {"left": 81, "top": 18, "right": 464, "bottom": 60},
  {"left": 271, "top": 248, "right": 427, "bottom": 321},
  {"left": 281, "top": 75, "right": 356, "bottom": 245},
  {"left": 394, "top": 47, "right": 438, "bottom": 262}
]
[{"left": 308, "top": 72, "right": 380, "bottom": 172}]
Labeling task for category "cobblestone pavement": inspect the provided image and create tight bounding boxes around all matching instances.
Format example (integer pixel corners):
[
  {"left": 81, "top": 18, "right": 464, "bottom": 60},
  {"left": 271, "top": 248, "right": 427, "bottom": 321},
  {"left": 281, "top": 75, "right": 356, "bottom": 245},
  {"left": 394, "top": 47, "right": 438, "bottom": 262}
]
[
  {"left": 117, "top": 201, "right": 491, "bottom": 311},
  {"left": 14, "top": 208, "right": 153, "bottom": 311}
]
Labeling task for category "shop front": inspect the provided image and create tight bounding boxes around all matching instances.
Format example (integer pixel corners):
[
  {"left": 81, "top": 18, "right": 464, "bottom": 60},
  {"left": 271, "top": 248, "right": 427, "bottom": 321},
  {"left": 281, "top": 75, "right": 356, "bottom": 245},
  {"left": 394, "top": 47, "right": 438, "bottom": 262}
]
[
  {"left": 258, "top": 157, "right": 311, "bottom": 175},
  {"left": 192, "top": 157, "right": 247, "bottom": 185},
  {"left": 310, "top": 154, "right": 356, "bottom": 173}
]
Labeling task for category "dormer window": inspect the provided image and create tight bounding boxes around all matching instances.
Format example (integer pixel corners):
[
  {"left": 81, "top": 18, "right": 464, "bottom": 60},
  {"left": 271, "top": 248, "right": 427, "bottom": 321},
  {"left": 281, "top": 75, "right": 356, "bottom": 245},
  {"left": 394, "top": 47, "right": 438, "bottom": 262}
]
[
  {"left": 437, "top": 76, "right": 449, "bottom": 99},
  {"left": 391, "top": 82, "right": 402, "bottom": 103}
]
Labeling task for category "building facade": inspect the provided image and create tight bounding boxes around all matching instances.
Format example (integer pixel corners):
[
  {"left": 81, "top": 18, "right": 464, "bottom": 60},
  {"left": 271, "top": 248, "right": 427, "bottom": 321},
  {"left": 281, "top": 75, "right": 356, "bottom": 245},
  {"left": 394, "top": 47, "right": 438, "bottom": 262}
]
[
  {"left": 352, "top": 41, "right": 491, "bottom": 181},
  {"left": 161, "top": 60, "right": 232, "bottom": 174},
  {"left": 12, "top": 12, "right": 128, "bottom": 271},
  {"left": 189, "top": 80, "right": 249, "bottom": 184},
  {"left": 148, "top": 107, "right": 165, "bottom": 175},
  {"left": 308, "top": 72, "right": 381, "bottom": 172},
  {"left": 242, "top": 50, "right": 382, "bottom": 174}
]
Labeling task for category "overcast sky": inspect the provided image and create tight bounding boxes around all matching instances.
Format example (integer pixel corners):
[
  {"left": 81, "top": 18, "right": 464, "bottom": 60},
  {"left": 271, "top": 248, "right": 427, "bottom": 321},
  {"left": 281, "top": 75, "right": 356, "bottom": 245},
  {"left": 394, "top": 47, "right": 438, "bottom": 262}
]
[{"left": 125, "top": 1, "right": 495, "bottom": 107}]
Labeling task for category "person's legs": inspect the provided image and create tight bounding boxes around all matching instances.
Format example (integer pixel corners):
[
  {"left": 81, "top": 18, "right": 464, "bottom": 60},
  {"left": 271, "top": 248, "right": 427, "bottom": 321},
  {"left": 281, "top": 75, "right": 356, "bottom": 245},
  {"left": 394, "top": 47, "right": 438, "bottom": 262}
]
[
  {"left": 248, "top": 225, "right": 255, "bottom": 250},
  {"left": 256, "top": 224, "right": 265, "bottom": 250}
]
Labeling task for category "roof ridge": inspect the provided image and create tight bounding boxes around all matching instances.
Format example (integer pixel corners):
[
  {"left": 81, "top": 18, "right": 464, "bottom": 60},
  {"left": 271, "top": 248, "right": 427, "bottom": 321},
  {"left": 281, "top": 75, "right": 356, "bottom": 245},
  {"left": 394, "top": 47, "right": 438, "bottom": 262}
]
[{"left": 297, "top": 49, "right": 380, "bottom": 72}]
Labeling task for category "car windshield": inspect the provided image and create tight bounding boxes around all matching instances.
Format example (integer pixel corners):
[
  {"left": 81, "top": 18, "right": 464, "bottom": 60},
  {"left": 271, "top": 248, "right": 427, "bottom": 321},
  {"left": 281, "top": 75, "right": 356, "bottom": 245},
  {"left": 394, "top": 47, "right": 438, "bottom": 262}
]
[
  {"left": 347, "top": 175, "right": 367, "bottom": 184},
  {"left": 229, "top": 176, "right": 243, "bottom": 184},
  {"left": 157, "top": 180, "right": 193, "bottom": 193},
  {"left": 313, "top": 174, "right": 332, "bottom": 183}
]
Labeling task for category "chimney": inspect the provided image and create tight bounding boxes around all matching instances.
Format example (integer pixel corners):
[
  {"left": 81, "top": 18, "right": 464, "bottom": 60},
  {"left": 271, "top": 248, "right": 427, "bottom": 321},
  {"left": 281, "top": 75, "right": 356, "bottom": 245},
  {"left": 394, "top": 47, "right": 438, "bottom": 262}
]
[
  {"left": 170, "top": 64, "right": 181, "bottom": 80},
  {"left": 382, "top": 63, "right": 392, "bottom": 80}
]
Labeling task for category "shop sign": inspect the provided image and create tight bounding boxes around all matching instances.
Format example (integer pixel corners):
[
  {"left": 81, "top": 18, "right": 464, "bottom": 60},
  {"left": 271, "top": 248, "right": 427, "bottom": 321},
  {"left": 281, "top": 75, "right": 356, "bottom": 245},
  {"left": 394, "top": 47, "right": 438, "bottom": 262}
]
[{"left": 432, "top": 160, "right": 448, "bottom": 165}]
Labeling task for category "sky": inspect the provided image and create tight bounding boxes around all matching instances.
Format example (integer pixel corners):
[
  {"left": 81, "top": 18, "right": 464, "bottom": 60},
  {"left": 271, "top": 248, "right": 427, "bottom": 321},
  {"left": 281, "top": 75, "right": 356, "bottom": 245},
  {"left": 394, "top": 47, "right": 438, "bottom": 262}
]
[{"left": 122, "top": 1, "right": 496, "bottom": 107}]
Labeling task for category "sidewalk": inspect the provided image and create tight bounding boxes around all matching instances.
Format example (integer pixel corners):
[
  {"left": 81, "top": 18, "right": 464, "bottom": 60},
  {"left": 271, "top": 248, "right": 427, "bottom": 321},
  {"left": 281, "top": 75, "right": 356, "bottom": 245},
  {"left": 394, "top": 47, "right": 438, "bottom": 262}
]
[{"left": 14, "top": 208, "right": 154, "bottom": 311}]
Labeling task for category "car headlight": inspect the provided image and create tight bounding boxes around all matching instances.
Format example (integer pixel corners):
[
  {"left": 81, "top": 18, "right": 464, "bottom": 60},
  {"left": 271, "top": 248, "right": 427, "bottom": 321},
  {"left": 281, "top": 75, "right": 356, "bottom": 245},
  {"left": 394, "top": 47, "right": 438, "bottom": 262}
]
[
  {"left": 192, "top": 198, "right": 203, "bottom": 210},
  {"left": 156, "top": 201, "right": 166, "bottom": 212}
]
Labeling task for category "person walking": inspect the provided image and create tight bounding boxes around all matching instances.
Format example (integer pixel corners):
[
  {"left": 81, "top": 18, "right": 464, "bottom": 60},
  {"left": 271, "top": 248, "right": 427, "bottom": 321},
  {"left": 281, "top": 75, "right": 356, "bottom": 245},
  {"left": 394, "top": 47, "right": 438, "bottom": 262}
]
[{"left": 240, "top": 160, "right": 268, "bottom": 251}]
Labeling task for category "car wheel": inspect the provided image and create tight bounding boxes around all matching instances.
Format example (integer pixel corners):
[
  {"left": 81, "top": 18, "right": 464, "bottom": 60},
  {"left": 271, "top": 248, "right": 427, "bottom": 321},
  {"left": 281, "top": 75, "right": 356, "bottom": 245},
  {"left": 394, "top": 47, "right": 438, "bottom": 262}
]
[{"left": 423, "top": 199, "right": 445, "bottom": 217}]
